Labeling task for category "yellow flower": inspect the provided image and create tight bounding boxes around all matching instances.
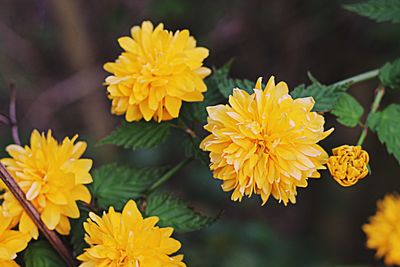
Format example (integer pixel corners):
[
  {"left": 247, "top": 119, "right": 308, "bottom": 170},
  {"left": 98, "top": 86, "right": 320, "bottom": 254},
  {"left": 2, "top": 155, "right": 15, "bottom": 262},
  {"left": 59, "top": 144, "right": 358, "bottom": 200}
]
[
  {"left": 0, "top": 206, "right": 29, "bottom": 267},
  {"left": 104, "top": 21, "right": 211, "bottom": 122},
  {"left": 1, "top": 130, "right": 93, "bottom": 239},
  {"left": 200, "top": 76, "right": 333, "bottom": 205},
  {"left": 77, "top": 200, "right": 186, "bottom": 267},
  {"left": 327, "top": 145, "right": 369, "bottom": 187},
  {"left": 363, "top": 194, "right": 400, "bottom": 266}
]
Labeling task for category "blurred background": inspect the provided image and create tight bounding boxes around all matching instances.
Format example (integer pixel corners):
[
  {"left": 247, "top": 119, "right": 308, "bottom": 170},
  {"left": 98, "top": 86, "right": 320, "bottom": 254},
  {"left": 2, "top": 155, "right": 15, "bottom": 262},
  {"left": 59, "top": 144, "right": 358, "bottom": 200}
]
[{"left": 1, "top": 0, "right": 400, "bottom": 266}]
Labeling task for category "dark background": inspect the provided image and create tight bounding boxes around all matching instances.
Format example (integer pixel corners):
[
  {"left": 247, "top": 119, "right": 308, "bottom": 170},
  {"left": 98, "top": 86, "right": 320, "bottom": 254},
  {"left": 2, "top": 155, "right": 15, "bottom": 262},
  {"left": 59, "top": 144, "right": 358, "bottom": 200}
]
[{"left": 1, "top": 0, "right": 399, "bottom": 266}]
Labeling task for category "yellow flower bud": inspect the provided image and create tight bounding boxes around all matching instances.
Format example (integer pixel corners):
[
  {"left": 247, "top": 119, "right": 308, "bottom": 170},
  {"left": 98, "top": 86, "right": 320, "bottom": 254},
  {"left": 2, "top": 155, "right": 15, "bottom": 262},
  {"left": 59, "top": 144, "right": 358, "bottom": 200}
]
[{"left": 327, "top": 145, "right": 369, "bottom": 187}]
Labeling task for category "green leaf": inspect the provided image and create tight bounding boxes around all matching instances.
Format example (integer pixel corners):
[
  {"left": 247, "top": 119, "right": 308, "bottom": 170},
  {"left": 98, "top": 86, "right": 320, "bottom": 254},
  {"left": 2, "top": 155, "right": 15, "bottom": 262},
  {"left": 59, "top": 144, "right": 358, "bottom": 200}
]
[
  {"left": 98, "top": 121, "right": 171, "bottom": 150},
  {"left": 24, "top": 240, "right": 65, "bottom": 267},
  {"left": 212, "top": 61, "right": 258, "bottom": 97},
  {"left": 69, "top": 205, "right": 89, "bottom": 256},
  {"left": 91, "top": 164, "right": 166, "bottom": 210},
  {"left": 145, "top": 192, "right": 216, "bottom": 232},
  {"left": 344, "top": 0, "right": 400, "bottom": 23},
  {"left": 291, "top": 74, "right": 349, "bottom": 112},
  {"left": 183, "top": 137, "right": 209, "bottom": 165},
  {"left": 379, "top": 58, "right": 400, "bottom": 89},
  {"left": 331, "top": 93, "right": 364, "bottom": 127},
  {"left": 367, "top": 104, "right": 400, "bottom": 163}
]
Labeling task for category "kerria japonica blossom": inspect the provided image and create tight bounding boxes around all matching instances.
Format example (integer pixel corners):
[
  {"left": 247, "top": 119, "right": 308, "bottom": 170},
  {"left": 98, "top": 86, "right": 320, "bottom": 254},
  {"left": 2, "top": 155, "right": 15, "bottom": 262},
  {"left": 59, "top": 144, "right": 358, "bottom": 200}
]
[
  {"left": 0, "top": 130, "right": 92, "bottom": 239},
  {"left": 201, "top": 76, "right": 333, "bottom": 205},
  {"left": 0, "top": 206, "right": 29, "bottom": 267},
  {"left": 363, "top": 194, "right": 400, "bottom": 266},
  {"left": 104, "top": 21, "right": 211, "bottom": 122},
  {"left": 77, "top": 200, "right": 186, "bottom": 267}
]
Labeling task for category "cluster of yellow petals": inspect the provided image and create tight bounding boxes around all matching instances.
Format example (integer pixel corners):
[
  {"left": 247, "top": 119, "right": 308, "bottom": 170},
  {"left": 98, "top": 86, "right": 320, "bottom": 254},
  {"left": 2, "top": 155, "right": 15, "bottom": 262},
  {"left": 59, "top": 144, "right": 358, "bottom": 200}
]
[
  {"left": 363, "top": 194, "right": 400, "bottom": 266},
  {"left": 200, "top": 76, "right": 333, "bottom": 205},
  {"left": 0, "top": 206, "right": 29, "bottom": 267},
  {"left": 327, "top": 145, "right": 369, "bottom": 187},
  {"left": 77, "top": 200, "right": 185, "bottom": 267},
  {"left": 104, "top": 21, "right": 211, "bottom": 122},
  {"left": 0, "top": 130, "right": 93, "bottom": 239}
]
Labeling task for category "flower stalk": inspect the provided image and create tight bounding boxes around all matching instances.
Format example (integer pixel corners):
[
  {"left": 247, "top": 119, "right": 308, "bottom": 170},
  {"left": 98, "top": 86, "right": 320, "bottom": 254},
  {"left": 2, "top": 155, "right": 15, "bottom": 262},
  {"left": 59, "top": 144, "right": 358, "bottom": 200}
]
[
  {"left": 332, "top": 69, "right": 379, "bottom": 87},
  {"left": 0, "top": 163, "right": 76, "bottom": 267},
  {"left": 146, "top": 158, "right": 191, "bottom": 195},
  {"left": 357, "top": 84, "right": 385, "bottom": 146}
]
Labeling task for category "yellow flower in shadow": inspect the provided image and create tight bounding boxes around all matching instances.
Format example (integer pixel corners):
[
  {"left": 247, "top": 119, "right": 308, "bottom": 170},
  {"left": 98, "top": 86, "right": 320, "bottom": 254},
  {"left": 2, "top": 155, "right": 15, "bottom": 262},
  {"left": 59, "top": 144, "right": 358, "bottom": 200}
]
[{"left": 327, "top": 145, "right": 369, "bottom": 187}]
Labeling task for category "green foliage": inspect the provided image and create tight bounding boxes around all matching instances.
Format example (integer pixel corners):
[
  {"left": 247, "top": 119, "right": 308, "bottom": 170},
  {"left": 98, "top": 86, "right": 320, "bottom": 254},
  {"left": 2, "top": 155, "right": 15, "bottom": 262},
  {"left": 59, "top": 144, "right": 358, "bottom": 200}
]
[
  {"left": 214, "top": 61, "right": 257, "bottom": 97},
  {"left": 379, "top": 58, "right": 400, "bottom": 89},
  {"left": 183, "top": 137, "right": 209, "bottom": 165},
  {"left": 99, "top": 121, "right": 171, "bottom": 150},
  {"left": 344, "top": 0, "right": 400, "bottom": 23},
  {"left": 145, "top": 192, "right": 216, "bottom": 232},
  {"left": 367, "top": 104, "right": 400, "bottom": 163},
  {"left": 331, "top": 93, "right": 364, "bottom": 127},
  {"left": 91, "top": 164, "right": 166, "bottom": 210},
  {"left": 290, "top": 73, "right": 349, "bottom": 112},
  {"left": 69, "top": 206, "right": 89, "bottom": 256},
  {"left": 24, "top": 240, "right": 65, "bottom": 267}
]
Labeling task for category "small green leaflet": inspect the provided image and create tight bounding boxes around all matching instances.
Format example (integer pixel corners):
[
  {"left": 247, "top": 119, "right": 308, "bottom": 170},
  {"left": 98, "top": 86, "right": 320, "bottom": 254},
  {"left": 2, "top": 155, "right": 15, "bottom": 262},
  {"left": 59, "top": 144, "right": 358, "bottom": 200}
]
[
  {"left": 344, "top": 0, "right": 400, "bottom": 23},
  {"left": 331, "top": 93, "right": 364, "bottom": 127},
  {"left": 367, "top": 104, "right": 400, "bottom": 163},
  {"left": 291, "top": 73, "right": 349, "bottom": 112},
  {"left": 91, "top": 163, "right": 166, "bottom": 210},
  {"left": 379, "top": 58, "right": 400, "bottom": 89},
  {"left": 145, "top": 192, "right": 216, "bottom": 232},
  {"left": 98, "top": 121, "right": 171, "bottom": 150},
  {"left": 69, "top": 205, "right": 90, "bottom": 256},
  {"left": 24, "top": 240, "right": 65, "bottom": 267}
]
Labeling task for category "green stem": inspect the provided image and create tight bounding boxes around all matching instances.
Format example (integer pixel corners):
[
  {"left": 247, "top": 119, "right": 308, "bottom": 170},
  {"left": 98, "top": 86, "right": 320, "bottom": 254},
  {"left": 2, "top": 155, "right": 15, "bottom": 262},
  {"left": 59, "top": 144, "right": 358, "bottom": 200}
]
[
  {"left": 357, "top": 84, "right": 385, "bottom": 146},
  {"left": 146, "top": 158, "right": 191, "bottom": 194},
  {"left": 332, "top": 69, "right": 379, "bottom": 87}
]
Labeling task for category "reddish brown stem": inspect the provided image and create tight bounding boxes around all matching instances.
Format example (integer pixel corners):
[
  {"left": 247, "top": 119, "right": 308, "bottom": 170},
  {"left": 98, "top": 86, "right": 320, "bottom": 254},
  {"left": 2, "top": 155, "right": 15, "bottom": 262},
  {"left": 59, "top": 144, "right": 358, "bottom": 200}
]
[
  {"left": 9, "top": 84, "right": 21, "bottom": 146},
  {"left": 0, "top": 163, "right": 76, "bottom": 266},
  {"left": 0, "top": 113, "right": 10, "bottom": 125}
]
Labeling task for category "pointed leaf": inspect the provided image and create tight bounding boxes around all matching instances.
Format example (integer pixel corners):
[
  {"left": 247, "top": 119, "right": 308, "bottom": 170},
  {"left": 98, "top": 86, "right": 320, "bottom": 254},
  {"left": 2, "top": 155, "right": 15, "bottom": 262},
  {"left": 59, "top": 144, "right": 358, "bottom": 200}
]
[
  {"left": 344, "top": 0, "right": 400, "bottom": 23},
  {"left": 99, "top": 121, "right": 171, "bottom": 150},
  {"left": 145, "top": 192, "right": 217, "bottom": 232},
  {"left": 367, "top": 104, "right": 400, "bottom": 163},
  {"left": 379, "top": 58, "right": 400, "bottom": 90},
  {"left": 291, "top": 75, "right": 349, "bottom": 112},
  {"left": 91, "top": 164, "right": 166, "bottom": 210},
  {"left": 331, "top": 93, "right": 364, "bottom": 127},
  {"left": 24, "top": 240, "right": 65, "bottom": 267}
]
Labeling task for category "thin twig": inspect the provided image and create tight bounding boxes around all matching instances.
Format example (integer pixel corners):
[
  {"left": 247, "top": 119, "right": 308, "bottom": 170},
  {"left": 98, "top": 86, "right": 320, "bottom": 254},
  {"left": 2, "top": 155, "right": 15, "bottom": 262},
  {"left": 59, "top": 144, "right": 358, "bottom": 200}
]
[
  {"left": 146, "top": 158, "right": 191, "bottom": 195},
  {"left": 9, "top": 84, "right": 21, "bottom": 146},
  {"left": 0, "top": 113, "right": 10, "bottom": 125},
  {"left": 331, "top": 69, "right": 379, "bottom": 88},
  {"left": 357, "top": 84, "right": 385, "bottom": 146},
  {"left": 0, "top": 163, "right": 76, "bottom": 266}
]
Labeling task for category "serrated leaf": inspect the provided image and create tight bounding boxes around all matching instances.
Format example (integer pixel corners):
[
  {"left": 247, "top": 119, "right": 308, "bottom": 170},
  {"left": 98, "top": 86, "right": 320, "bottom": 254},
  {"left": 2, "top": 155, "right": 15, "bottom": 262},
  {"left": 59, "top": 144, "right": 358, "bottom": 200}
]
[
  {"left": 145, "top": 192, "right": 216, "bottom": 232},
  {"left": 91, "top": 164, "right": 166, "bottom": 210},
  {"left": 24, "top": 240, "right": 65, "bottom": 267},
  {"left": 344, "top": 0, "right": 400, "bottom": 23},
  {"left": 69, "top": 205, "right": 89, "bottom": 256},
  {"left": 367, "top": 104, "right": 400, "bottom": 163},
  {"left": 290, "top": 76, "right": 349, "bottom": 112},
  {"left": 331, "top": 93, "right": 364, "bottom": 127},
  {"left": 99, "top": 121, "right": 171, "bottom": 150},
  {"left": 205, "top": 61, "right": 257, "bottom": 98},
  {"left": 379, "top": 58, "right": 400, "bottom": 89},
  {"left": 183, "top": 138, "right": 208, "bottom": 165}
]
